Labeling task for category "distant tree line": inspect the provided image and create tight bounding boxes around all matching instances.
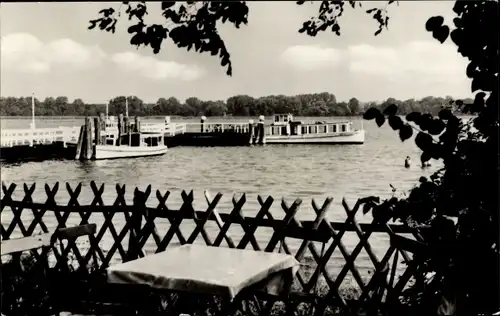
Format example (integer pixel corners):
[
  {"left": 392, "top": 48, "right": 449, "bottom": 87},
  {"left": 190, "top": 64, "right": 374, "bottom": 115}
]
[{"left": 0, "top": 93, "right": 471, "bottom": 117}]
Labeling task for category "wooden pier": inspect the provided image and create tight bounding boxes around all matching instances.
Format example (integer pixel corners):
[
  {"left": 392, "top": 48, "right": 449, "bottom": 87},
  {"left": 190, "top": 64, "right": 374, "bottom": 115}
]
[
  {"left": 0, "top": 114, "right": 364, "bottom": 162},
  {"left": 0, "top": 116, "right": 187, "bottom": 162}
]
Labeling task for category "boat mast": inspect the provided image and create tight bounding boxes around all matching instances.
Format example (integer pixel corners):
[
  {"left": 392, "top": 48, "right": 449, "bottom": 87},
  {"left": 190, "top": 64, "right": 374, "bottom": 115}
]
[
  {"left": 106, "top": 100, "right": 109, "bottom": 122},
  {"left": 125, "top": 96, "right": 129, "bottom": 118},
  {"left": 31, "top": 93, "right": 36, "bottom": 129}
]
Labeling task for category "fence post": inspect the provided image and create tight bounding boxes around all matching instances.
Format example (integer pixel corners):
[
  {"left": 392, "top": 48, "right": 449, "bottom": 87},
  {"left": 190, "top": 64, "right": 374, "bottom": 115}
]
[{"left": 128, "top": 189, "right": 146, "bottom": 261}]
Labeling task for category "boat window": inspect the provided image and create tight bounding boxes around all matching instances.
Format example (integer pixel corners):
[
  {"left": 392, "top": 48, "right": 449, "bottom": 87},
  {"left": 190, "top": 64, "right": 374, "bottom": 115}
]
[
  {"left": 332, "top": 125, "right": 337, "bottom": 133},
  {"left": 275, "top": 116, "right": 280, "bottom": 122},
  {"left": 281, "top": 126, "right": 288, "bottom": 135},
  {"left": 342, "top": 124, "right": 347, "bottom": 132}
]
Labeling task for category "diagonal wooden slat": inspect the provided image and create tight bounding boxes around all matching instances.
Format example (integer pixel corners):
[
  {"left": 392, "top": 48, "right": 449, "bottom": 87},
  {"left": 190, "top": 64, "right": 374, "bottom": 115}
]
[
  {"left": 137, "top": 190, "right": 169, "bottom": 252},
  {"left": 155, "top": 190, "right": 194, "bottom": 252},
  {"left": 213, "top": 194, "right": 249, "bottom": 248},
  {"left": 0, "top": 183, "right": 16, "bottom": 239},
  {"left": 300, "top": 198, "right": 332, "bottom": 294},
  {"left": 237, "top": 195, "right": 274, "bottom": 249},
  {"left": 99, "top": 184, "right": 130, "bottom": 265},
  {"left": 186, "top": 192, "right": 222, "bottom": 244},
  {"left": 205, "top": 190, "right": 235, "bottom": 248},
  {"left": 152, "top": 189, "right": 186, "bottom": 245},
  {"left": 342, "top": 199, "right": 380, "bottom": 270},
  {"left": 6, "top": 183, "right": 35, "bottom": 238},
  {"left": 264, "top": 198, "right": 301, "bottom": 252}
]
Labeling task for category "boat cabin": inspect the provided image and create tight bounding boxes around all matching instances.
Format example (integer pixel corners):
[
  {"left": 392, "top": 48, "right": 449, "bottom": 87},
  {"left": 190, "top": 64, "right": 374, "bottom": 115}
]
[
  {"left": 272, "top": 114, "right": 294, "bottom": 126},
  {"left": 268, "top": 113, "right": 353, "bottom": 136},
  {"left": 104, "top": 131, "right": 164, "bottom": 147}
]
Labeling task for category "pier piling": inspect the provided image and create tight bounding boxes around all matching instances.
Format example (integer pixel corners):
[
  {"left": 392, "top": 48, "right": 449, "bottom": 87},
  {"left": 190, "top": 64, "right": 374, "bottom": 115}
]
[
  {"left": 94, "top": 117, "right": 101, "bottom": 146},
  {"left": 85, "top": 117, "right": 94, "bottom": 160},
  {"left": 258, "top": 115, "right": 266, "bottom": 145},
  {"left": 118, "top": 114, "right": 124, "bottom": 146},
  {"left": 200, "top": 116, "right": 206, "bottom": 133},
  {"left": 74, "top": 126, "right": 85, "bottom": 160},
  {"left": 248, "top": 119, "right": 255, "bottom": 145}
]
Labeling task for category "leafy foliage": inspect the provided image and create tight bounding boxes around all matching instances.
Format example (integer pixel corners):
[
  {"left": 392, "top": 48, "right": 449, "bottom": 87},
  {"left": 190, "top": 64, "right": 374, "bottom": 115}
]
[
  {"left": 362, "top": 1, "right": 499, "bottom": 314},
  {"left": 88, "top": 1, "right": 398, "bottom": 76},
  {"left": 89, "top": 2, "right": 249, "bottom": 76},
  {"left": 0, "top": 94, "right": 460, "bottom": 117},
  {"left": 1, "top": 255, "right": 53, "bottom": 316}
]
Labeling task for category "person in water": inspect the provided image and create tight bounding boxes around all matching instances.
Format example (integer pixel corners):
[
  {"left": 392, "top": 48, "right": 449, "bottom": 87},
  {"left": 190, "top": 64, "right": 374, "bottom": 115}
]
[{"left": 405, "top": 156, "right": 411, "bottom": 168}]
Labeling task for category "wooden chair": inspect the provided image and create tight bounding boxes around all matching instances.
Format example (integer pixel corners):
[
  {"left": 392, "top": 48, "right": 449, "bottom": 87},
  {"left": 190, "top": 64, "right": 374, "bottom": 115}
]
[
  {"left": 1, "top": 233, "right": 52, "bottom": 315},
  {"left": 49, "top": 223, "right": 106, "bottom": 315}
]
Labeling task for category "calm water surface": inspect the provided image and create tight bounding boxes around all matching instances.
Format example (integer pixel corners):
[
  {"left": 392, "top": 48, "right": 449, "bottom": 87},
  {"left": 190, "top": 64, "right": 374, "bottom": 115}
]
[{"left": 0, "top": 117, "right": 441, "bottom": 275}]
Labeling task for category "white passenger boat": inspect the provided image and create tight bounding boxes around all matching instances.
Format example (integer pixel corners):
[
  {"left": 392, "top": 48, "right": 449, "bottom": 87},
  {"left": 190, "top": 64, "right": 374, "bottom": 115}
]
[
  {"left": 265, "top": 114, "right": 365, "bottom": 144},
  {"left": 93, "top": 117, "right": 167, "bottom": 160},
  {"left": 94, "top": 132, "right": 167, "bottom": 160}
]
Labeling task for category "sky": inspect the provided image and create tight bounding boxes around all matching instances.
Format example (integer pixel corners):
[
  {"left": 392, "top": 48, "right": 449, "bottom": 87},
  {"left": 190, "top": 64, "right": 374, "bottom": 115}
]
[{"left": 0, "top": 1, "right": 472, "bottom": 104}]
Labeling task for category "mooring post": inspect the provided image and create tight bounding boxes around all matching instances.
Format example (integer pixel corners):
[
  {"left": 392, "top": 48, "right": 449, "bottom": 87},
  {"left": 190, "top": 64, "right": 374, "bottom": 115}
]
[
  {"left": 135, "top": 116, "right": 141, "bottom": 133},
  {"left": 85, "top": 117, "right": 93, "bottom": 160},
  {"left": 94, "top": 116, "right": 101, "bottom": 146},
  {"left": 99, "top": 112, "right": 106, "bottom": 145},
  {"left": 200, "top": 116, "right": 206, "bottom": 133},
  {"left": 258, "top": 115, "right": 266, "bottom": 145},
  {"left": 118, "top": 114, "right": 124, "bottom": 146},
  {"left": 248, "top": 119, "right": 255, "bottom": 145}
]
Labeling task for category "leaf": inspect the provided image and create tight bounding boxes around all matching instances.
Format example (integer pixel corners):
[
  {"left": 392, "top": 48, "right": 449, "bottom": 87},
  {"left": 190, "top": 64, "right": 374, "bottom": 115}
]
[
  {"left": 375, "top": 113, "right": 385, "bottom": 127},
  {"left": 161, "top": 2, "right": 175, "bottom": 10},
  {"left": 421, "top": 151, "right": 432, "bottom": 163},
  {"left": 362, "top": 203, "right": 373, "bottom": 215},
  {"left": 406, "top": 112, "right": 421, "bottom": 122},
  {"left": 438, "top": 109, "right": 453, "bottom": 120},
  {"left": 415, "top": 132, "right": 434, "bottom": 152},
  {"left": 383, "top": 104, "right": 398, "bottom": 116},
  {"left": 362, "top": 107, "right": 381, "bottom": 120},
  {"left": 399, "top": 124, "right": 413, "bottom": 142},
  {"left": 88, "top": 20, "right": 98, "bottom": 30},
  {"left": 388, "top": 115, "right": 404, "bottom": 130},
  {"left": 425, "top": 16, "right": 444, "bottom": 32},
  {"left": 366, "top": 8, "right": 376, "bottom": 13},
  {"left": 415, "top": 113, "right": 433, "bottom": 131},
  {"left": 374, "top": 29, "right": 382, "bottom": 36},
  {"left": 427, "top": 119, "right": 446, "bottom": 135},
  {"left": 433, "top": 25, "right": 450, "bottom": 44},
  {"left": 296, "top": 1, "right": 306, "bottom": 4}
]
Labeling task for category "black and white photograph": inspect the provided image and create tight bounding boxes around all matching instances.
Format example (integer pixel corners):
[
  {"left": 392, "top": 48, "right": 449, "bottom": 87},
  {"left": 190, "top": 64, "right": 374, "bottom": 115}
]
[{"left": 0, "top": 1, "right": 498, "bottom": 315}]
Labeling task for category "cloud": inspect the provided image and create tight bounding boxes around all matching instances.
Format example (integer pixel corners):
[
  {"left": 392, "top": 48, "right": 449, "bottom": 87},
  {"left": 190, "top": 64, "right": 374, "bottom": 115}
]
[
  {"left": 111, "top": 51, "right": 205, "bottom": 81},
  {"left": 280, "top": 45, "right": 344, "bottom": 71},
  {"left": 280, "top": 41, "right": 467, "bottom": 83},
  {"left": 347, "top": 41, "right": 466, "bottom": 79},
  {"left": 0, "top": 33, "right": 106, "bottom": 73}
]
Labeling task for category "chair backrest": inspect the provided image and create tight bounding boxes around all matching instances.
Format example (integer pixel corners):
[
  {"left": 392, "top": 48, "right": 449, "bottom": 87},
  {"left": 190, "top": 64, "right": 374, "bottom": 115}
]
[{"left": 51, "top": 223, "right": 101, "bottom": 273}]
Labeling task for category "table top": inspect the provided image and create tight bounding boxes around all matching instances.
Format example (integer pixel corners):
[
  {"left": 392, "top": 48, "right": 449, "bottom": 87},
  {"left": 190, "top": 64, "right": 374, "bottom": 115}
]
[
  {"left": 107, "top": 244, "right": 300, "bottom": 299},
  {"left": 1, "top": 233, "right": 52, "bottom": 256}
]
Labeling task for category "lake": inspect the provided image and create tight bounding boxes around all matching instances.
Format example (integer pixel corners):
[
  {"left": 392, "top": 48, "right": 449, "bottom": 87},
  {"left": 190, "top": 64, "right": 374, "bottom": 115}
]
[{"left": 0, "top": 116, "right": 441, "bottom": 276}]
